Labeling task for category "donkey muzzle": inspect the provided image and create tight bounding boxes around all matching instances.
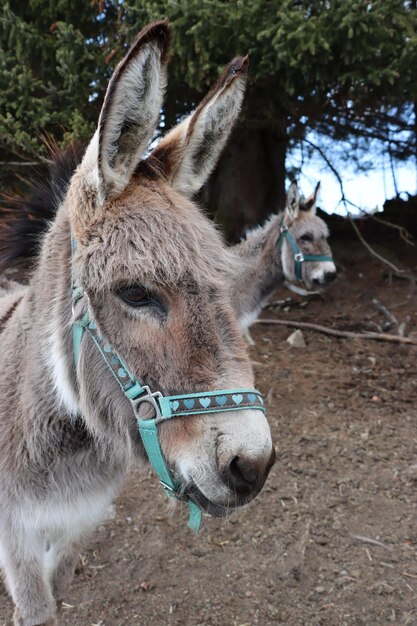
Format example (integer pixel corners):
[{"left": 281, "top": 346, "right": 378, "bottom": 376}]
[
  {"left": 218, "top": 445, "right": 276, "bottom": 503},
  {"left": 312, "top": 269, "right": 337, "bottom": 287}
]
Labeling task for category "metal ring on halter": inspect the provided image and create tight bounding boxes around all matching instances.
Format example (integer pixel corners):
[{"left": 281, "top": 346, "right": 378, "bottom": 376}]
[
  {"left": 294, "top": 252, "right": 304, "bottom": 262},
  {"left": 130, "top": 386, "right": 163, "bottom": 421}
]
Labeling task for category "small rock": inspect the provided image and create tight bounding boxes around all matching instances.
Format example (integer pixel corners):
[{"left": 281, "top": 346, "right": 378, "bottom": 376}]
[
  {"left": 315, "top": 586, "right": 325, "bottom": 594},
  {"left": 313, "top": 536, "right": 328, "bottom": 546},
  {"left": 286, "top": 329, "right": 306, "bottom": 348}
]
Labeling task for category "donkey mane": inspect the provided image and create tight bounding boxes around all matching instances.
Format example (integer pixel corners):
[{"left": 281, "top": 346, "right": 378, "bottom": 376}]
[
  {"left": 0, "top": 144, "right": 83, "bottom": 271},
  {"left": 0, "top": 137, "right": 225, "bottom": 272}
]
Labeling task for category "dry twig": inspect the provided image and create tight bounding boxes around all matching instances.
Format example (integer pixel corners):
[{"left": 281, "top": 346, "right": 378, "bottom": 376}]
[
  {"left": 371, "top": 214, "right": 414, "bottom": 246},
  {"left": 255, "top": 318, "right": 417, "bottom": 345},
  {"left": 371, "top": 298, "right": 398, "bottom": 329},
  {"left": 299, "top": 138, "right": 416, "bottom": 281},
  {"left": 348, "top": 217, "right": 410, "bottom": 276},
  {"left": 350, "top": 534, "right": 392, "bottom": 550}
]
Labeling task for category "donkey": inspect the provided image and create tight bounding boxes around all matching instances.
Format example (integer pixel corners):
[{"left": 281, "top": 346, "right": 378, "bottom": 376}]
[
  {"left": 0, "top": 21, "right": 275, "bottom": 626},
  {"left": 231, "top": 182, "right": 337, "bottom": 330}
]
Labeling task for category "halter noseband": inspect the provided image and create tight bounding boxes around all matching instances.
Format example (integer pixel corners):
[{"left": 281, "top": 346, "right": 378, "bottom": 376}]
[
  {"left": 278, "top": 220, "right": 333, "bottom": 282},
  {"left": 71, "top": 241, "right": 265, "bottom": 533}
]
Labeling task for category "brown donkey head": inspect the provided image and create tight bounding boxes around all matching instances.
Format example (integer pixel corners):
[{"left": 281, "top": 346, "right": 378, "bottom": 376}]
[
  {"left": 67, "top": 21, "right": 274, "bottom": 517},
  {"left": 281, "top": 182, "right": 336, "bottom": 289}
]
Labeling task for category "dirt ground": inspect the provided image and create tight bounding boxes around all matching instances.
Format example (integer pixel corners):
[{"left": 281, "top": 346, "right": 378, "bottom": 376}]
[{"left": 1, "top": 238, "right": 417, "bottom": 626}]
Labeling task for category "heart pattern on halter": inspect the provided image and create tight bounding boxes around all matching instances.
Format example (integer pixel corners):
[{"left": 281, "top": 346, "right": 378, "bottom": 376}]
[
  {"left": 166, "top": 391, "right": 265, "bottom": 416},
  {"left": 77, "top": 316, "right": 265, "bottom": 419}
]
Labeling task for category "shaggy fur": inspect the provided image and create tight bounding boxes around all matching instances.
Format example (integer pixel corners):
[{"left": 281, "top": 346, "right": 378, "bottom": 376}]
[{"left": 0, "top": 21, "right": 273, "bottom": 626}]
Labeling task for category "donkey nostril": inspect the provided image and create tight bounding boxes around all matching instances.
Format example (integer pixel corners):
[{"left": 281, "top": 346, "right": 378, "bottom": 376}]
[
  {"left": 223, "top": 456, "right": 259, "bottom": 493},
  {"left": 325, "top": 271, "right": 336, "bottom": 283}
]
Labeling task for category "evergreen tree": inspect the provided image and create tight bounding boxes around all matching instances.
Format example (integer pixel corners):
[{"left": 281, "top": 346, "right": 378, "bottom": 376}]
[
  {"left": 0, "top": 0, "right": 118, "bottom": 162},
  {"left": 1, "top": 1, "right": 416, "bottom": 235}
]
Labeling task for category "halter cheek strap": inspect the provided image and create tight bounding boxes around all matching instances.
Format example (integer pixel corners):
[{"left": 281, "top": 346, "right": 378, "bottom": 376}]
[
  {"left": 278, "top": 221, "right": 334, "bottom": 282},
  {"left": 72, "top": 287, "right": 265, "bottom": 533}
]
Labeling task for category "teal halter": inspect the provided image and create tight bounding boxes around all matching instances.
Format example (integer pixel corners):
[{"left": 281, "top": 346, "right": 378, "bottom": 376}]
[
  {"left": 71, "top": 255, "right": 265, "bottom": 533},
  {"left": 278, "top": 220, "right": 334, "bottom": 282}
]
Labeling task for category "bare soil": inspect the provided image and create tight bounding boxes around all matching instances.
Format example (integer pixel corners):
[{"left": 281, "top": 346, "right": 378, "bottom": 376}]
[{"left": 1, "top": 240, "right": 417, "bottom": 626}]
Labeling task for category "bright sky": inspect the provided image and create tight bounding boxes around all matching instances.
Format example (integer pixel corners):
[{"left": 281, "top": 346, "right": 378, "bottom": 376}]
[{"left": 290, "top": 149, "right": 416, "bottom": 217}]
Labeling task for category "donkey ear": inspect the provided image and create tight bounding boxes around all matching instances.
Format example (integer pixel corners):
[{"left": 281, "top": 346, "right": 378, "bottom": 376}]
[
  {"left": 285, "top": 182, "right": 301, "bottom": 221},
  {"left": 300, "top": 181, "right": 320, "bottom": 214},
  {"left": 146, "top": 56, "right": 248, "bottom": 198},
  {"left": 80, "top": 20, "right": 171, "bottom": 205}
]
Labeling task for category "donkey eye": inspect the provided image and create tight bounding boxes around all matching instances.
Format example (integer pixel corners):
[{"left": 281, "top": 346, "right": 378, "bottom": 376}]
[
  {"left": 299, "top": 233, "right": 313, "bottom": 243},
  {"left": 117, "top": 285, "right": 166, "bottom": 315},
  {"left": 118, "top": 285, "right": 150, "bottom": 306}
]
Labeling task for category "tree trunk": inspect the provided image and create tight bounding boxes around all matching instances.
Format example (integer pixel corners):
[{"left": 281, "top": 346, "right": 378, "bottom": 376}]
[{"left": 200, "top": 125, "right": 288, "bottom": 243}]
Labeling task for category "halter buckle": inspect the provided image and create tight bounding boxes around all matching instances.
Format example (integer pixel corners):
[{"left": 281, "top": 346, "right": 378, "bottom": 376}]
[
  {"left": 294, "top": 252, "right": 304, "bottom": 262},
  {"left": 280, "top": 223, "right": 289, "bottom": 234},
  {"left": 130, "top": 386, "right": 163, "bottom": 421}
]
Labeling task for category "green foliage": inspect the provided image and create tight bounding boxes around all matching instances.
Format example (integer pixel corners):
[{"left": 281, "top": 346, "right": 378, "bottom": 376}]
[
  {"left": 1, "top": 0, "right": 416, "bottom": 168},
  {"left": 0, "top": 0, "right": 117, "bottom": 161},
  {"left": 119, "top": 1, "right": 417, "bottom": 150}
]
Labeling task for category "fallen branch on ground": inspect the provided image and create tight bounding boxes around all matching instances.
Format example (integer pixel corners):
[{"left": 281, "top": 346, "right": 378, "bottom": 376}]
[{"left": 255, "top": 318, "right": 417, "bottom": 345}]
